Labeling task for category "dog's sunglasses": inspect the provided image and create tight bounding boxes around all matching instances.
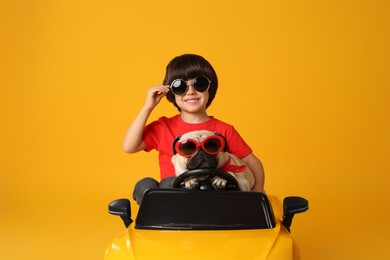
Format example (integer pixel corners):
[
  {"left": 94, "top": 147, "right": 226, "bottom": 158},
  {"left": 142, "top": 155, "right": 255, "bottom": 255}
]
[
  {"left": 170, "top": 76, "right": 211, "bottom": 96},
  {"left": 174, "top": 135, "right": 226, "bottom": 158}
]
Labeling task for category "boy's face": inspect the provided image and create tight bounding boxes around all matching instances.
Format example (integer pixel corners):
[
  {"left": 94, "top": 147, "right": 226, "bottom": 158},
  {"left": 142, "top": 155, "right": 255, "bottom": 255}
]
[{"left": 174, "top": 78, "right": 209, "bottom": 114}]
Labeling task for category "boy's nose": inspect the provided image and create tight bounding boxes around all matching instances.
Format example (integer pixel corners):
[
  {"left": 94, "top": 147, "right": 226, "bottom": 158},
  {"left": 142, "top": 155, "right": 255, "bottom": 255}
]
[{"left": 186, "top": 84, "right": 196, "bottom": 94}]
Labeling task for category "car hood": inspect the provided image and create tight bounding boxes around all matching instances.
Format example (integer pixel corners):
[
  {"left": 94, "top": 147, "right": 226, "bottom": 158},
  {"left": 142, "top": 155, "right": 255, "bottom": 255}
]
[
  {"left": 105, "top": 196, "right": 296, "bottom": 260},
  {"left": 119, "top": 225, "right": 289, "bottom": 259}
]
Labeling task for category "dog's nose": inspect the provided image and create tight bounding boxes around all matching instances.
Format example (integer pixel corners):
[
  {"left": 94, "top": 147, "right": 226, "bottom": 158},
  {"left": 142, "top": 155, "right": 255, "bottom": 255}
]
[{"left": 186, "top": 149, "right": 218, "bottom": 170}]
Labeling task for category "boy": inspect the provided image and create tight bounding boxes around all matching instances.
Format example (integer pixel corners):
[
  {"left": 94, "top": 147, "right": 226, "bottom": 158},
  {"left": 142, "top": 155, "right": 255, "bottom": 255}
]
[{"left": 123, "top": 54, "right": 264, "bottom": 204}]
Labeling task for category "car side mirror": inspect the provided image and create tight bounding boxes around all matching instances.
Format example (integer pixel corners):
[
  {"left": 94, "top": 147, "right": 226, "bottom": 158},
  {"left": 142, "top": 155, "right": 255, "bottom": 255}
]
[
  {"left": 108, "top": 199, "right": 133, "bottom": 228},
  {"left": 282, "top": 196, "right": 309, "bottom": 232}
]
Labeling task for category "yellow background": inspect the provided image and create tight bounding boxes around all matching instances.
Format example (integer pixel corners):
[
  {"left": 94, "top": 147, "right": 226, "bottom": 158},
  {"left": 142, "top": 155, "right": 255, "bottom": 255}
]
[{"left": 1, "top": 0, "right": 389, "bottom": 259}]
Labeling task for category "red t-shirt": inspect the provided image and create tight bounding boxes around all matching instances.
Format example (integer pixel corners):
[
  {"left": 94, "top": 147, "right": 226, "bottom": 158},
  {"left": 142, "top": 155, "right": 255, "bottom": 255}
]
[{"left": 142, "top": 115, "right": 252, "bottom": 180}]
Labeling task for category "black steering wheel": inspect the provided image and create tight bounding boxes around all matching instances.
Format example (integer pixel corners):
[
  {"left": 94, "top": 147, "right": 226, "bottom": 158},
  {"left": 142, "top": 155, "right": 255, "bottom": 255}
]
[{"left": 172, "top": 168, "right": 239, "bottom": 190}]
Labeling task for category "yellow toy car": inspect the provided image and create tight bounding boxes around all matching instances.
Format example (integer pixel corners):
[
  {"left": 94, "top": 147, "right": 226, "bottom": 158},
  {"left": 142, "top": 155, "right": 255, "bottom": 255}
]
[{"left": 105, "top": 169, "right": 308, "bottom": 260}]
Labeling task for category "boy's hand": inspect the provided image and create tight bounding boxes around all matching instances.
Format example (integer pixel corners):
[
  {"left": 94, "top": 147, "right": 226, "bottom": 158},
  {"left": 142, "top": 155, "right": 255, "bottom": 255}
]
[{"left": 144, "top": 85, "right": 170, "bottom": 110}]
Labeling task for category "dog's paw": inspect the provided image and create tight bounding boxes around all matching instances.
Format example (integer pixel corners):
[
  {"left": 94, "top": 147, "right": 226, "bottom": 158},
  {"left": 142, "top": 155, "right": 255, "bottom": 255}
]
[
  {"left": 212, "top": 176, "right": 227, "bottom": 189},
  {"left": 184, "top": 178, "right": 200, "bottom": 189}
]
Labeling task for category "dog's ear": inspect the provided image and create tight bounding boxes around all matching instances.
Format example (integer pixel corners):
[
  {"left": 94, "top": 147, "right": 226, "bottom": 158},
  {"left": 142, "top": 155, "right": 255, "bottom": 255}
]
[
  {"left": 172, "top": 135, "right": 182, "bottom": 155},
  {"left": 214, "top": 132, "right": 228, "bottom": 152}
]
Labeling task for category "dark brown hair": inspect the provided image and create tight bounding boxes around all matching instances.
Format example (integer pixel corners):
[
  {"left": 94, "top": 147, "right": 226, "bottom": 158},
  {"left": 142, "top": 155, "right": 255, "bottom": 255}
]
[{"left": 163, "top": 54, "right": 218, "bottom": 111}]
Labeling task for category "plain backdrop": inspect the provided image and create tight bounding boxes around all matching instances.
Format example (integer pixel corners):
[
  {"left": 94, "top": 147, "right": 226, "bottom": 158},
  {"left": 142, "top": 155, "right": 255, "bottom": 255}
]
[{"left": 1, "top": 0, "right": 389, "bottom": 259}]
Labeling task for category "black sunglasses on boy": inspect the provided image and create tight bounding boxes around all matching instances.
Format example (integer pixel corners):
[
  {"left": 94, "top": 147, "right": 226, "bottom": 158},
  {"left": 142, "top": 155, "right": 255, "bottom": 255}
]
[{"left": 170, "top": 76, "right": 211, "bottom": 96}]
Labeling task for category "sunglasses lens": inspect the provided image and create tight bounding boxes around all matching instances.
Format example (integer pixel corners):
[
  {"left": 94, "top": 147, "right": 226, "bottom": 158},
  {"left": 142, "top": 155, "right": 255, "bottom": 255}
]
[
  {"left": 193, "top": 76, "right": 210, "bottom": 92},
  {"left": 171, "top": 79, "right": 188, "bottom": 95},
  {"left": 179, "top": 141, "right": 197, "bottom": 156},
  {"left": 203, "top": 138, "right": 222, "bottom": 154}
]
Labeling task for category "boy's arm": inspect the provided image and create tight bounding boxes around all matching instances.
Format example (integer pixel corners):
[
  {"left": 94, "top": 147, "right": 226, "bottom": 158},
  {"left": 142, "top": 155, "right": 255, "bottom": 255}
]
[
  {"left": 122, "top": 105, "right": 152, "bottom": 153},
  {"left": 122, "top": 85, "right": 169, "bottom": 153},
  {"left": 241, "top": 153, "right": 265, "bottom": 192}
]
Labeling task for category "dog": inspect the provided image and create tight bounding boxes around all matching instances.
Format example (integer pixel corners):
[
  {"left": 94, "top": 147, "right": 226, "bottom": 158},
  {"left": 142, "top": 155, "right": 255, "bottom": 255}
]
[{"left": 171, "top": 130, "right": 255, "bottom": 191}]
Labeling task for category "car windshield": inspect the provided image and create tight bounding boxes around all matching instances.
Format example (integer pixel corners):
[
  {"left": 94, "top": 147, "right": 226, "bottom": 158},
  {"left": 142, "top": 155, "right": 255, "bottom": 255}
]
[{"left": 135, "top": 189, "right": 276, "bottom": 230}]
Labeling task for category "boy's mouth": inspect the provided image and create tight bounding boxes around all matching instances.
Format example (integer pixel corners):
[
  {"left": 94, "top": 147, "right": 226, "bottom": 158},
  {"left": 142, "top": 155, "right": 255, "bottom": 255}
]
[{"left": 184, "top": 98, "right": 200, "bottom": 104}]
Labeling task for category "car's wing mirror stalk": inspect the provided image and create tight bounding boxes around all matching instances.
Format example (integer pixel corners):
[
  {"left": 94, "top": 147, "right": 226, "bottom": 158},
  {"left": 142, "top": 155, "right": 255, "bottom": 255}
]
[
  {"left": 109, "top": 199, "right": 133, "bottom": 228},
  {"left": 282, "top": 196, "right": 308, "bottom": 232}
]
